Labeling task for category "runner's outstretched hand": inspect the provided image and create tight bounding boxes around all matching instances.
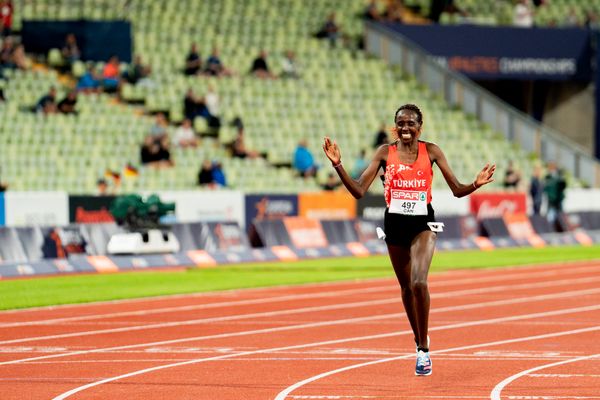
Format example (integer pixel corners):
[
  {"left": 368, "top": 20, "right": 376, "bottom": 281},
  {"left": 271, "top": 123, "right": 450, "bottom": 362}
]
[
  {"left": 474, "top": 163, "right": 496, "bottom": 188},
  {"left": 323, "top": 136, "right": 341, "bottom": 166}
]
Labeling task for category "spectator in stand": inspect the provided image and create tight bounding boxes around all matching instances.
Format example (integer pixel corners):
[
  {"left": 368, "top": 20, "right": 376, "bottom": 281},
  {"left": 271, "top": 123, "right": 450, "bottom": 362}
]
[
  {"left": 232, "top": 128, "right": 260, "bottom": 159},
  {"left": 529, "top": 164, "right": 543, "bottom": 216},
  {"left": 363, "top": 0, "right": 382, "bottom": 21},
  {"left": 383, "top": 0, "right": 405, "bottom": 23},
  {"left": 280, "top": 50, "right": 300, "bottom": 79},
  {"left": 149, "top": 112, "right": 169, "bottom": 140},
  {"left": 57, "top": 90, "right": 78, "bottom": 114},
  {"left": 373, "top": 123, "right": 389, "bottom": 148},
  {"left": 0, "top": 35, "right": 14, "bottom": 67},
  {"left": 102, "top": 55, "right": 121, "bottom": 92},
  {"left": 198, "top": 159, "right": 215, "bottom": 187},
  {"left": 322, "top": 172, "right": 341, "bottom": 191},
  {"left": 125, "top": 55, "right": 151, "bottom": 84},
  {"left": 61, "top": 33, "right": 80, "bottom": 67},
  {"left": 77, "top": 64, "right": 101, "bottom": 93},
  {"left": 0, "top": 0, "right": 12, "bottom": 38},
  {"left": 293, "top": 139, "right": 318, "bottom": 178},
  {"left": 172, "top": 118, "right": 198, "bottom": 148},
  {"left": 36, "top": 86, "right": 57, "bottom": 114},
  {"left": 205, "top": 47, "right": 233, "bottom": 77},
  {"left": 184, "top": 43, "right": 202, "bottom": 76},
  {"left": 565, "top": 7, "right": 581, "bottom": 27},
  {"left": 503, "top": 160, "right": 521, "bottom": 190},
  {"left": 315, "top": 12, "right": 340, "bottom": 47},
  {"left": 250, "top": 50, "right": 275, "bottom": 79},
  {"left": 96, "top": 178, "right": 109, "bottom": 196},
  {"left": 205, "top": 84, "right": 220, "bottom": 117},
  {"left": 585, "top": 11, "right": 600, "bottom": 30},
  {"left": 543, "top": 161, "right": 566, "bottom": 224},
  {"left": 183, "top": 88, "right": 209, "bottom": 121},
  {"left": 513, "top": 0, "right": 534, "bottom": 27},
  {"left": 212, "top": 160, "right": 227, "bottom": 187},
  {"left": 11, "top": 44, "right": 29, "bottom": 70},
  {"left": 140, "top": 135, "right": 173, "bottom": 168}
]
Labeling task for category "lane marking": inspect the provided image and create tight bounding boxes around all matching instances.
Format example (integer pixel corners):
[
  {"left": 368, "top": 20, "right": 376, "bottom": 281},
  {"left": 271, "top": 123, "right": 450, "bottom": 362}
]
[
  {"left": 3, "top": 274, "right": 600, "bottom": 345},
  {"left": 274, "top": 326, "right": 600, "bottom": 400},
  {"left": 490, "top": 353, "right": 600, "bottom": 399},
  {"left": 2, "top": 260, "right": 598, "bottom": 317},
  {"left": 3, "top": 287, "right": 600, "bottom": 366},
  {"left": 4, "top": 263, "right": 599, "bottom": 328},
  {"left": 52, "top": 323, "right": 600, "bottom": 399}
]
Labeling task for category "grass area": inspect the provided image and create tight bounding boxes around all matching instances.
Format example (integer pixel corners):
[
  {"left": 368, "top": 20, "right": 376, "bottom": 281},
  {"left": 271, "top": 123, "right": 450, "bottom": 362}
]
[{"left": 1, "top": 245, "right": 599, "bottom": 310}]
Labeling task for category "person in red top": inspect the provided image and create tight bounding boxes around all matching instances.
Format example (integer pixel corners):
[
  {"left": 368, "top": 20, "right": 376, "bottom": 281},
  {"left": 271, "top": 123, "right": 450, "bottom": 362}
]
[
  {"left": 0, "top": 0, "right": 12, "bottom": 37},
  {"left": 323, "top": 103, "right": 495, "bottom": 376}
]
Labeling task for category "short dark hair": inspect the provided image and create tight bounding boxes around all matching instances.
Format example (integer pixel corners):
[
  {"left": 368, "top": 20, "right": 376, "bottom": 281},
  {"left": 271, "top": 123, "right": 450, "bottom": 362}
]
[{"left": 394, "top": 104, "right": 423, "bottom": 125}]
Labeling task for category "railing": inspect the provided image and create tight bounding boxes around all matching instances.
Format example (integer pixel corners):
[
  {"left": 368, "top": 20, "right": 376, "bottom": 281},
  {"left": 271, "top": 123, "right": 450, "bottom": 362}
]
[{"left": 365, "top": 21, "right": 600, "bottom": 187}]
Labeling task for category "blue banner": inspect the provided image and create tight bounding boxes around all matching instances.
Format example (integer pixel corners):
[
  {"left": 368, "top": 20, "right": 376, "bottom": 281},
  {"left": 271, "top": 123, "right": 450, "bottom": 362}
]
[
  {"left": 244, "top": 194, "right": 298, "bottom": 231},
  {"left": 0, "top": 193, "right": 4, "bottom": 226},
  {"left": 383, "top": 23, "right": 592, "bottom": 81}
]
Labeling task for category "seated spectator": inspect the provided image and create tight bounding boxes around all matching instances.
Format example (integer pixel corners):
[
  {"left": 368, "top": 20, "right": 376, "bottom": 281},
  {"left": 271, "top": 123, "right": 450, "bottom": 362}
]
[
  {"left": 363, "top": 0, "right": 382, "bottom": 21},
  {"left": 102, "top": 55, "right": 121, "bottom": 92},
  {"left": 198, "top": 159, "right": 215, "bottom": 187},
  {"left": 322, "top": 172, "right": 341, "bottom": 191},
  {"left": 280, "top": 50, "right": 300, "bottom": 79},
  {"left": 184, "top": 43, "right": 202, "bottom": 76},
  {"left": 383, "top": 0, "right": 405, "bottom": 22},
  {"left": 183, "top": 88, "right": 210, "bottom": 120},
  {"left": 125, "top": 55, "right": 151, "bottom": 85},
  {"left": 250, "top": 50, "right": 276, "bottom": 79},
  {"left": 513, "top": 0, "right": 534, "bottom": 27},
  {"left": 57, "top": 91, "right": 78, "bottom": 114},
  {"left": 0, "top": 35, "right": 14, "bottom": 67},
  {"left": 293, "top": 139, "right": 318, "bottom": 177},
  {"left": 373, "top": 123, "right": 388, "bottom": 148},
  {"left": 212, "top": 160, "right": 227, "bottom": 187},
  {"left": 77, "top": 65, "right": 101, "bottom": 93},
  {"left": 205, "top": 47, "right": 233, "bottom": 77},
  {"left": 61, "top": 33, "right": 80, "bottom": 66},
  {"left": 96, "top": 178, "right": 109, "bottom": 196},
  {"left": 351, "top": 149, "right": 368, "bottom": 179},
  {"left": 503, "top": 160, "right": 521, "bottom": 190},
  {"left": 140, "top": 135, "right": 173, "bottom": 168},
  {"left": 149, "top": 112, "right": 169, "bottom": 140},
  {"left": 232, "top": 129, "right": 260, "bottom": 159},
  {"left": 205, "top": 84, "right": 220, "bottom": 117},
  {"left": 172, "top": 118, "right": 198, "bottom": 148},
  {"left": 0, "top": 0, "right": 13, "bottom": 38},
  {"left": 315, "top": 12, "right": 340, "bottom": 47},
  {"left": 11, "top": 44, "right": 29, "bottom": 70},
  {"left": 36, "top": 86, "right": 57, "bottom": 114}
]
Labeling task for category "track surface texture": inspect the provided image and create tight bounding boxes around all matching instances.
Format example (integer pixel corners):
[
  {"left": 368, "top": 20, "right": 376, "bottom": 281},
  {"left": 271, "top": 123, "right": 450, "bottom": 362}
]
[{"left": 1, "top": 260, "right": 599, "bottom": 399}]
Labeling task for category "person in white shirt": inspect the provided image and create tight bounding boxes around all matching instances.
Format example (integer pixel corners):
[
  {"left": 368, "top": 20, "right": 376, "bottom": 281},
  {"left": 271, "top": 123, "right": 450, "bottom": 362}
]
[
  {"left": 173, "top": 118, "right": 198, "bottom": 148},
  {"left": 513, "top": 0, "right": 534, "bottom": 27}
]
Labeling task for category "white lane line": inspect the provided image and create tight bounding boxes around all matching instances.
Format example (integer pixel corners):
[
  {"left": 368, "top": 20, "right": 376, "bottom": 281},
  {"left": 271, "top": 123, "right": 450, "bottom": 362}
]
[
  {"left": 0, "top": 284, "right": 396, "bottom": 329},
  {"left": 3, "top": 272, "right": 599, "bottom": 346},
  {"left": 4, "top": 263, "right": 598, "bottom": 328},
  {"left": 52, "top": 319, "right": 600, "bottom": 400},
  {"left": 3, "top": 285, "right": 600, "bottom": 366},
  {"left": 2, "top": 260, "right": 598, "bottom": 319},
  {"left": 274, "top": 326, "right": 600, "bottom": 400},
  {"left": 490, "top": 353, "right": 600, "bottom": 399}
]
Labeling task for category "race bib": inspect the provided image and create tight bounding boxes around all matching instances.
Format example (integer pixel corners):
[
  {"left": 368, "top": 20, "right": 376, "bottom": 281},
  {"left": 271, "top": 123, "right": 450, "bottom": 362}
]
[{"left": 389, "top": 190, "right": 428, "bottom": 216}]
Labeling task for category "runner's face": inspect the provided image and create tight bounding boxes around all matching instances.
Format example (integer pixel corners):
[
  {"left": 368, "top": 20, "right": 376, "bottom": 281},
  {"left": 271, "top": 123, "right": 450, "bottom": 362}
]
[{"left": 395, "top": 110, "right": 421, "bottom": 144}]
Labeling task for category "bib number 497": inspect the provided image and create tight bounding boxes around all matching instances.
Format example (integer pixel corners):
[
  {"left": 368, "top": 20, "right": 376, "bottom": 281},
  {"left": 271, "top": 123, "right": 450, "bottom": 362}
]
[{"left": 389, "top": 190, "right": 427, "bottom": 216}]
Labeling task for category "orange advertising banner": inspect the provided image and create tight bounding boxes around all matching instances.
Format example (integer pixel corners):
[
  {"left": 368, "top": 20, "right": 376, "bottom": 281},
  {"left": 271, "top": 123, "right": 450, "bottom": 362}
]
[
  {"left": 298, "top": 192, "right": 356, "bottom": 220},
  {"left": 283, "top": 217, "right": 329, "bottom": 248},
  {"left": 502, "top": 213, "right": 546, "bottom": 248}
]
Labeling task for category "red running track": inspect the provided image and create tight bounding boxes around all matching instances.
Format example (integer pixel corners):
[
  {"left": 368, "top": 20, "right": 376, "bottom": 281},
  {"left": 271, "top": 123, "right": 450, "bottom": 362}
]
[{"left": 0, "top": 261, "right": 599, "bottom": 399}]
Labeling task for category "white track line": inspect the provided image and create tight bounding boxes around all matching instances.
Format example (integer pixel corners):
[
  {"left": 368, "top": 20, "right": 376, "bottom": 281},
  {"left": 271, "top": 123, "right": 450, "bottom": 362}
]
[
  {"left": 52, "top": 320, "right": 600, "bottom": 399},
  {"left": 490, "top": 353, "right": 600, "bottom": 399},
  {"left": 3, "top": 273, "right": 599, "bottom": 346},
  {"left": 2, "top": 260, "right": 598, "bottom": 317},
  {"left": 274, "top": 325, "right": 600, "bottom": 400},
  {"left": 4, "top": 263, "right": 599, "bottom": 328},
  {"left": 3, "top": 283, "right": 600, "bottom": 367}
]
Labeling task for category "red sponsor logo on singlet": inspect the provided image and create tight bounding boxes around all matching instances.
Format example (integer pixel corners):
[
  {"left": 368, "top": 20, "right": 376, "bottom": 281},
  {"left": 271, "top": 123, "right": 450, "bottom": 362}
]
[{"left": 392, "top": 191, "right": 421, "bottom": 200}]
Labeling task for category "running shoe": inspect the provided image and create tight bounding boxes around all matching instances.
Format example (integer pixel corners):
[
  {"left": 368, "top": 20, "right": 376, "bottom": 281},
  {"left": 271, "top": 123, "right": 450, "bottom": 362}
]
[{"left": 415, "top": 350, "right": 432, "bottom": 376}]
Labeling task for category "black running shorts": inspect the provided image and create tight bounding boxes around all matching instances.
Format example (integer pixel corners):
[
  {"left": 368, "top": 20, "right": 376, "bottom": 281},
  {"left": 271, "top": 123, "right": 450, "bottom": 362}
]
[{"left": 384, "top": 204, "right": 436, "bottom": 247}]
